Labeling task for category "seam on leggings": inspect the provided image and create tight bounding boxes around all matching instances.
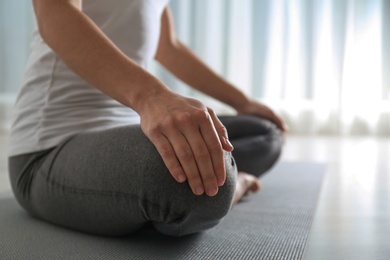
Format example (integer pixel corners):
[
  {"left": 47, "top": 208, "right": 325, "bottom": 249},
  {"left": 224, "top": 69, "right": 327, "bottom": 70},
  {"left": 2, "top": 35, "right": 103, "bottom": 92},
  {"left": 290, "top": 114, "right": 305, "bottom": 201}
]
[
  {"left": 47, "top": 176, "right": 187, "bottom": 223},
  {"left": 13, "top": 148, "right": 55, "bottom": 199}
]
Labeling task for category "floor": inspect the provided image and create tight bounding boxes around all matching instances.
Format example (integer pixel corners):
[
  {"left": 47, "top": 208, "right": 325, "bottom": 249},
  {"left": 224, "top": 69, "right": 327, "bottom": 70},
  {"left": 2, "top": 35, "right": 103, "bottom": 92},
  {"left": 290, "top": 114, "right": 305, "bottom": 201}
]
[
  {"left": 283, "top": 136, "right": 390, "bottom": 260},
  {"left": 1, "top": 133, "right": 389, "bottom": 259}
]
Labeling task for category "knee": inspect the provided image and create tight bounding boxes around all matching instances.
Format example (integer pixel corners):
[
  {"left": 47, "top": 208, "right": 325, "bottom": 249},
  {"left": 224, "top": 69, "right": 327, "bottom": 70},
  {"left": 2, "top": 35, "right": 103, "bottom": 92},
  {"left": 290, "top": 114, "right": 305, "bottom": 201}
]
[
  {"left": 229, "top": 117, "right": 283, "bottom": 177},
  {"left": 265, "top": 122, "right": 283, "bottom": 164},
  {"left": 253, "top": 116, "right": 283, "bottom": 142},
  {"left": 241, "top": 115, "right": 284, "bottom": 155},
  {"left": 265, "top": 123, "right": 283, "bottom": 158},
  {"left": 197, "top": 151, "right": 237, "bottom": 219},
  {"left": 153, "top": 152, "right": 237, "bottom": 236}
]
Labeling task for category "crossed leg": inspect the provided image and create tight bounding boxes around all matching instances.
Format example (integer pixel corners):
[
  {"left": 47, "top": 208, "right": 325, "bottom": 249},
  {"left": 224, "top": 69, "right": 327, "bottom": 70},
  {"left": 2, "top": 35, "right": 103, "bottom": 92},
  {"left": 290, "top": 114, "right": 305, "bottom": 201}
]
[{"left": 219, "top": 115, "right": 283, "bottom": 205}]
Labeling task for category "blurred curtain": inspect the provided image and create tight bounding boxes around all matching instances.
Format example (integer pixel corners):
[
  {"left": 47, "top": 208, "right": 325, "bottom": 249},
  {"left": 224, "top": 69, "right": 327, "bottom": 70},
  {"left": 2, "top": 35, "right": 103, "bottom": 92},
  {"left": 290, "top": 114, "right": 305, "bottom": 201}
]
[
  {"left": 1, "top": 1, "right": 389, "bottom": 135},
  {"left": 0, "top": 1, "right": 33, "bottom": 95},
  {"left": 0, "top": 1, "right": 33, "bottom": 130},
  {"left": 152, "top": 0, "right": 390, "bottom": 135}
]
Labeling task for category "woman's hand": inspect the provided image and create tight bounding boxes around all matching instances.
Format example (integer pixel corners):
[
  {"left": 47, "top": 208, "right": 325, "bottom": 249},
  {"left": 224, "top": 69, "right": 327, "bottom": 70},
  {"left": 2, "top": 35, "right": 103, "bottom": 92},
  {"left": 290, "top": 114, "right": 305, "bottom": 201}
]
[
  {"left": 139, "top": 91, "right": 233, "bottom": 197},
  {"left": 236, "top": 99, "right": 288, "bottom": 132}
]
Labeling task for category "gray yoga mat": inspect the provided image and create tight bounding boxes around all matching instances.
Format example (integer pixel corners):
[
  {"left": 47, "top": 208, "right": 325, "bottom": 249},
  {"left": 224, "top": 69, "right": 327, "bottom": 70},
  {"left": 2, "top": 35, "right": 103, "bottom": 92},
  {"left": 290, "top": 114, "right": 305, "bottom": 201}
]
[{"left": 0, "top": 162, "right": 326, "bottom": 260}]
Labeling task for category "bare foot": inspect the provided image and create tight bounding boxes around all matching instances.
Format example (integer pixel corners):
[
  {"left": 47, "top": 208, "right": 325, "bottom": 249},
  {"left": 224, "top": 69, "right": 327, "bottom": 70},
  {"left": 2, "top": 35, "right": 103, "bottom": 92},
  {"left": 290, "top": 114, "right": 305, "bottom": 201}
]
[{"left": 233, "top": 172, "right": 261, "bottom": 206}]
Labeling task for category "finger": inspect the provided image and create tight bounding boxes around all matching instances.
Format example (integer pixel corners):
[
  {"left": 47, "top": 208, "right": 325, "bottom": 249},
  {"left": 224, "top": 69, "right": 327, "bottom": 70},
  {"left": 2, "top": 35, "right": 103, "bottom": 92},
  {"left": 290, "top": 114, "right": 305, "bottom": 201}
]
[
  {"left": 274, "top": 114, "right": 288, "bottom": 132},
  {"left": 149, "top": 133, "right": 187, "bottom": 183},
  {"left": 179, "top": 119, "right": 219, "bottom": 196},
  {"left": 163, "top": 128, "right": 205, "bottom": 196},
  {"left": 272, "top": 116, "right": 284, "bottom": 131},
  {"left": 208, "top": 109, "right": 234, "bottom": 152},
  {"left": 262, "top": 110, "right": 287, "bottom": 132},
  {"left": 198, "top": 110, "right": 226, "bottom": 187}
]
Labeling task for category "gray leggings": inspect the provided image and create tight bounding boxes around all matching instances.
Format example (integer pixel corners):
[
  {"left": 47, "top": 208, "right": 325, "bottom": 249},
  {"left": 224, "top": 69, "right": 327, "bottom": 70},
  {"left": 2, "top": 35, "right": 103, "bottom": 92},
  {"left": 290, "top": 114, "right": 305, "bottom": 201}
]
[{"left": 8, "top": 115, "right": 282, "bottom": 237}]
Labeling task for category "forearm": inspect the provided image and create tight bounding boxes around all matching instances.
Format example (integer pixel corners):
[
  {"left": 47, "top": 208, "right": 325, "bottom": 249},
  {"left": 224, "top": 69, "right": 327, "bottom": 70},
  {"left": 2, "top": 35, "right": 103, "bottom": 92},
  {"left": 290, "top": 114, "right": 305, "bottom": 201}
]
[
  {"left": 33, "top": 0, "right": 170, "bottom": 113},
  {"left": 156, "top": 40, "right": 250, "bottom": 110}
]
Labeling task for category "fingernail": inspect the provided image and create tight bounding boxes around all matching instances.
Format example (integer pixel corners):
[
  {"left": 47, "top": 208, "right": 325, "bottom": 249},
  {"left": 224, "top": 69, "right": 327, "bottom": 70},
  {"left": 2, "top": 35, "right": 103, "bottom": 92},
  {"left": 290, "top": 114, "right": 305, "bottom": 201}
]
[
  {"left": 206, "top": 186, "right": 218, "bottom": 196},
  {"left": 177, "top": 174, "right": 186, "bottom": 183},
  {"left": 225, "top": 137, "right": 233, "bottom": 148},
  {"left": 217, "top": 176, "right": 225, "bottom": 186},
  {"left": 195, "top": 186, "right": 204, "bottom": 195}
]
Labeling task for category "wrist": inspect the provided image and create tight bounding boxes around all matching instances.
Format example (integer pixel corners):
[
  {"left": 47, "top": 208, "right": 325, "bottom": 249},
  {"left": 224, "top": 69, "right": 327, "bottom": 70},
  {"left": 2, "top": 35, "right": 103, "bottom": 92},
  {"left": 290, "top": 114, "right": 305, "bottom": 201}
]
[
  {"left": 131, "top": 80, "right": 173, "bottom": 115},
  {"left": 229, "top": 92, "right": 251, "bottom": 112}
]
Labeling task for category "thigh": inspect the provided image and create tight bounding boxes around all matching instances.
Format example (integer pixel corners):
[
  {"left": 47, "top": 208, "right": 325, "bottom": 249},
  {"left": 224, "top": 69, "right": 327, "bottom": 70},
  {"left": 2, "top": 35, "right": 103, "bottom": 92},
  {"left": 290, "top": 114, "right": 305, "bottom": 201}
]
[
  {"left": 9, "top": 125, "right": 237, "bottom": 236},
  {"left": 10, "top": 125, "right": 181, "bottom": 235},
  {"left": 219, "top": 115, "right": 283, "bottom": 177}
]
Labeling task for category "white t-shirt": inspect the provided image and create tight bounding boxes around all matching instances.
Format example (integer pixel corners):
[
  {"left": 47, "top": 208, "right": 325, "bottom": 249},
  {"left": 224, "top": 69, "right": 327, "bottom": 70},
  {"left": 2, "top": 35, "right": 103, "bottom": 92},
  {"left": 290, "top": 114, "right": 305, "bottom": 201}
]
[{"left": 9, "top": 0, "right": 170, "bottom": 156}]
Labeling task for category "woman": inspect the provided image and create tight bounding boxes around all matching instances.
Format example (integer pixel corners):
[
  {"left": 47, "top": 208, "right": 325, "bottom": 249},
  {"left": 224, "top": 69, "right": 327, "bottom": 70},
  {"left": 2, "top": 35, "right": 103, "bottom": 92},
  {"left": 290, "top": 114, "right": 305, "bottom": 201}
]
[{"left": 8, "top": 0, "right": 286, "bottom": 237}]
